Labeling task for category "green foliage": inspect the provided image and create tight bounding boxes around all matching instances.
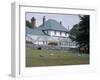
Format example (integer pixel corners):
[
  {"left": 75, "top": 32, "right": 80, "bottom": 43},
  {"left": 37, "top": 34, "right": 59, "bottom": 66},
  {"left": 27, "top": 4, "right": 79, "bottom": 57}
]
[
  {"left": 26, "top": 20, "right": 32, "bottom": 28},
  {"left": 69, "top": 15, "right": 90, "bottom": 52},
  {"left": 48, "top": 42, "right": 58, "bottom": 45},
  {"left": 69, "top": 24, "right": 79, "bottom": 41}
]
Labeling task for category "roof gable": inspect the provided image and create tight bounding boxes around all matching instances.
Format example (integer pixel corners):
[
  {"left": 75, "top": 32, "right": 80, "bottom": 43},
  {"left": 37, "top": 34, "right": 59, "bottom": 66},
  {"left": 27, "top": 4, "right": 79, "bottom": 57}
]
[
  {"left": 26, "top": 27, "right": 46, "bottom": 36},
  {"left": 39, "top": 19, "right": 68, "bottom": 32},
  {"left": 26, "top": 19, "right": 68, "bottom": 36}
]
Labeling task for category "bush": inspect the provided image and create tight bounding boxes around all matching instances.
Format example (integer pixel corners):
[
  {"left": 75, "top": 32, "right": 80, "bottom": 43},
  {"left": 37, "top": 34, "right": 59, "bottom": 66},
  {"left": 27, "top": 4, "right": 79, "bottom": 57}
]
[
  {"left": 37, "top": 47, "right": 42, "bottom": 50},
  {"left": 48, "top": 42, "right": 58, "bottom": 46}
]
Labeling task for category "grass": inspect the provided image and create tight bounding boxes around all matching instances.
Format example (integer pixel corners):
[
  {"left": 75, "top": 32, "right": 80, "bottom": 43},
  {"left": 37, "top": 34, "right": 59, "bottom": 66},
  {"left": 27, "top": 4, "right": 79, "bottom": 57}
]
[{"left": 26, "top": 48, "right": 89, "bottom": 67}]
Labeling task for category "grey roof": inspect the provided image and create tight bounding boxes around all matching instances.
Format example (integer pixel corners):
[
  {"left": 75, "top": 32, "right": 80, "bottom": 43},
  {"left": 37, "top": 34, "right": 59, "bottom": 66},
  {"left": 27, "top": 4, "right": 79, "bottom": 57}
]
[
  {"left": 26, "top": 27, "right": 46, "bottom": 36},
  {"left": 26, "top": 19, "right": 68, "bottom": 36},
  {"left": 39, "top": 19, "right": 68, "bottom": 32}
]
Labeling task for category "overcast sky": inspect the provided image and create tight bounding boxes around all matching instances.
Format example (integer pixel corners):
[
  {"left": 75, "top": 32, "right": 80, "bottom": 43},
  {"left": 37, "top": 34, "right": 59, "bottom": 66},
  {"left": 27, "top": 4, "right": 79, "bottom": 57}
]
[{"left": 26, "top": 12, "right": 81, "bottom": 30}]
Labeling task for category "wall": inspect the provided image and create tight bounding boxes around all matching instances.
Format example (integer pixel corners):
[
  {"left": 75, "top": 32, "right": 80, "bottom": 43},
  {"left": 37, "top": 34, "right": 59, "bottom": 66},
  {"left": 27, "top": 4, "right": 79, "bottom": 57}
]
[
  {"left": 0, "top": 0, "right": 100, "bottom": 80},
  {"left": 49, "top": 30, "right": 67, "bottom": 37}
]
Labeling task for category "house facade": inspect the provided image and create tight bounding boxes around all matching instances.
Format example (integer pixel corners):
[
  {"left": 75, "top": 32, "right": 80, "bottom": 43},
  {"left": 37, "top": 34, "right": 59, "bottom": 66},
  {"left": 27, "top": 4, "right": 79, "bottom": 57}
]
[{"left": 26, "top": 16, "right": 77, "bottom": 49}]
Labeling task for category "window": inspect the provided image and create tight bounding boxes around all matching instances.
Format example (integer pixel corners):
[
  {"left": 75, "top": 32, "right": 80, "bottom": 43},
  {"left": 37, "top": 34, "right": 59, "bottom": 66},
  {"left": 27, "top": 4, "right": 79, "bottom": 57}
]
[
  {"left": 60, "top": 32, "right": 62, "bottom": 36},
  {"left": 65, "top": 33, "right": 67, "bottom": 36},
  {"left": 54, "top": 31, "right": 56, "bottom": 35}
]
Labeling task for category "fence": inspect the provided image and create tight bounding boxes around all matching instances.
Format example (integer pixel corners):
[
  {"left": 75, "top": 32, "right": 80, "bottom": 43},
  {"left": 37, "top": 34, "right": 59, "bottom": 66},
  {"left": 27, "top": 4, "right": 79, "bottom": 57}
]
[{"left": 26, "top": 42, "right": 77, "bottom": 51}]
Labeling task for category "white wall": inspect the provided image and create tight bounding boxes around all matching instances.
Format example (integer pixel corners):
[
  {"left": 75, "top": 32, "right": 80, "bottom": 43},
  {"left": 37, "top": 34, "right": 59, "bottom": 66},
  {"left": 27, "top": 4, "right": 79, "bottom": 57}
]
[
  {"left": 56, "top": 31, "right": 60, "bottom": 36},
  {"left": 50, "top": 30, "right": 55, "bottom": 36},
  {"left": 0, "top": 0, "right": 100, "bottom": 80},
  {"left": 48, "top": 30, "right": 51, "bottom": 35},
  {"left": 61, "top": 32, "right": 65, "bottom": 37},
  {"left": 66, "top": 33, "right": 69, "bottom": 37},
  {"left": 48, "top": 30, "right": 67, "bottom": 37}
]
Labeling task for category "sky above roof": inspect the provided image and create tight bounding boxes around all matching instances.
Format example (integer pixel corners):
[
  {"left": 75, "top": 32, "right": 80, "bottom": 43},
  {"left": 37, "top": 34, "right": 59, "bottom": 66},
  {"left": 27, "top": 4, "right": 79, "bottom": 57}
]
[{"left": 26, "top": 12, "right": 81, "bottom": 30}]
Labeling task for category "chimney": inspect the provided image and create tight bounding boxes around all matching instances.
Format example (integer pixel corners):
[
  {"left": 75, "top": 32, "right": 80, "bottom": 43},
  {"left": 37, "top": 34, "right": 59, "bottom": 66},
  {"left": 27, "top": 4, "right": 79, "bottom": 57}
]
[
  {"left": 60, "top": 21, "right": 62, "bottom": 25},
  {"left": 31, "top": 17, "right": 36, "bottom": 29},
  {"left": 43, "top": 16, "right": 46, "bottom": 26}
]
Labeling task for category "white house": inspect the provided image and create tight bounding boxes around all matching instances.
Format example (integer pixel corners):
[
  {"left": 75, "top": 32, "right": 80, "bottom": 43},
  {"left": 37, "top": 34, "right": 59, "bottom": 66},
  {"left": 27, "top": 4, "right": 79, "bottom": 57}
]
[{"left": 26, "top": 16, "right": 77, "bottom": 48}]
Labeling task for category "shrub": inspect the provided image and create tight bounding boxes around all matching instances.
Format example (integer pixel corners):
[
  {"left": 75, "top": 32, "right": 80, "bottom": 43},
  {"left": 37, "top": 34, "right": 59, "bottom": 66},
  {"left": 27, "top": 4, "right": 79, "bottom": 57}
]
[{"left": 48, "top": 42, "right": 58, "bottom": 46}]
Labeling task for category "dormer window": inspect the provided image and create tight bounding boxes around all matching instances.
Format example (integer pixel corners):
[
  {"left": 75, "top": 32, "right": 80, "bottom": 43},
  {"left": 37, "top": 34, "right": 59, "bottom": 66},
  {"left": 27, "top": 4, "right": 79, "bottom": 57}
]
[{"left": 43, "top": 30, "right": 49, "bottom": 35}]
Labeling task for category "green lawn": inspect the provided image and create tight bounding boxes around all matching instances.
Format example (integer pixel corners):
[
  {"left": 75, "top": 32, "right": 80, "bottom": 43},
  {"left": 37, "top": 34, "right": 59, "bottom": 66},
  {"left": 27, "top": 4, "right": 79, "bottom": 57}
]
[{"left": 26, "top": 48, "right": 89, "bottom": 67}]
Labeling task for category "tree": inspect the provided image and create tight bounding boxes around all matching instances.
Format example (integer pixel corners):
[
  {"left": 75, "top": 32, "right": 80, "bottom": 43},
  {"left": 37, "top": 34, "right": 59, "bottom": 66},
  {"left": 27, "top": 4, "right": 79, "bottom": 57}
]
[
  {"left": 69, "top": 15, "right": 90, "bottom": 53},
  {"left": 26, "top": 20, "right": 31, "bottom": 28},
  {"left": 69, "top": 24, "right": 79, "bottom": 41}
]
